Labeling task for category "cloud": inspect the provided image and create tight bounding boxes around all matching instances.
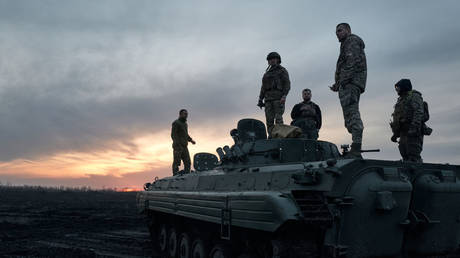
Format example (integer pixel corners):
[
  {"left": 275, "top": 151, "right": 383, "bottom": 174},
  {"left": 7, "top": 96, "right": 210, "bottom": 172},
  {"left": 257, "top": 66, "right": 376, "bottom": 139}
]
[
  {"left": 0, "top": 68, "right": 258, "bottom": 161},
  {"left": 0, "top": 1, "right": 460, "bottom": 187}
]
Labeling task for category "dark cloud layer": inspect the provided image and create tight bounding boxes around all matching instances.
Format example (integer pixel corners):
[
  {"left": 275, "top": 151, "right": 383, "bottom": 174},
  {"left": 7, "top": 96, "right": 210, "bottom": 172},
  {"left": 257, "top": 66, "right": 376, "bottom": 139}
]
[{"left": 0, "top": 69, "right": 253, "bottom": 161}]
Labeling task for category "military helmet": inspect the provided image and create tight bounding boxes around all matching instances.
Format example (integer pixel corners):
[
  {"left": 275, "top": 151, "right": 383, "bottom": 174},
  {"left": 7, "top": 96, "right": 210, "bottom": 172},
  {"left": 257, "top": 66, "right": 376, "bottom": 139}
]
[
  {"left": 395, "top": 79, "right": 412, "bottom": 93},
  {"left": 266, "top": 52, "right": 281, "bottom": 63}
]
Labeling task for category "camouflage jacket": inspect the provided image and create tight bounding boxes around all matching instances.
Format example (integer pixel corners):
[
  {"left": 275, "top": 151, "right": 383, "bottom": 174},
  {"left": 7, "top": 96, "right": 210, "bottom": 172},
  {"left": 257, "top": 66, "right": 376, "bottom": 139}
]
[
  {"left": 171, "top": 118, "right": 192, "bottom": 148},
  {"left": 290, "top": 100, "right": 322, "bottom": 129},
  {"left": 259, "top": 64, "right": 291, "bottom": 101},
  {"left": 335, "top": 34, "right": 367, "bottom": 93},
  {"left": 391, "top": 90, "right": 424, "bottom": 134}
]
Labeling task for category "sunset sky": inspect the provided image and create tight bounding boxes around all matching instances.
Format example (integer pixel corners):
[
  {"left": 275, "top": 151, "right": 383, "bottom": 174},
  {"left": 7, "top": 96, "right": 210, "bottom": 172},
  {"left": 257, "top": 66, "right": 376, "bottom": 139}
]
[{"left": 1, "top": 0, "right": 459, "bottom": 189}]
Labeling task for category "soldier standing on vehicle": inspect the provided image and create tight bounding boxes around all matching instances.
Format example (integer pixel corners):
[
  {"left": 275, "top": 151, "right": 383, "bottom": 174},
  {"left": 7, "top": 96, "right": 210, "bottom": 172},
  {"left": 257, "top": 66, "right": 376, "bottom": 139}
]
[
  {"left": 171, "top": 109, "right": 196, "bottom": 175},
  {"left": 290, "top": 89, "right": 322, "bottom": 140},
  {"left": 390, "top": 79, "right": 430, "bottom": 163},
  {"left": 330, "top": 23, "right": 367, "bottom": 158},
  {"left": 258, "top": 52, "right": 291, "bottom": 137}
]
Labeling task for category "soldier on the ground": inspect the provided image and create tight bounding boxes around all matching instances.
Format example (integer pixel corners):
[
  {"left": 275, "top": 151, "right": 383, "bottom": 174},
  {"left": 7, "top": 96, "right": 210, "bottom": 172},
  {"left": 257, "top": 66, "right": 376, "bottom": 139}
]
[
  {"left": 330, "top": 23, "right": 367, "bottom": 158},
  {"left": 290, "top": 88, "right": 322, "bottom": 140},
  {"left": 390, "top": 79, "right": 427, "bottom": 163},
  {"left": 258, "top": 52, "right": 291, "bottom": 137},
  {"left": 171, "top": 109, "right": 196, "bottom": 175}
]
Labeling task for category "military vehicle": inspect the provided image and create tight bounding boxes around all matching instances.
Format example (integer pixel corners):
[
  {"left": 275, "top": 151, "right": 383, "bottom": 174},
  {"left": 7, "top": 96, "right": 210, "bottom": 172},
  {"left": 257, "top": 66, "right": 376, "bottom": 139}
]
[{"left": 137, "top": 118, "right": 460, "bottom": 258}]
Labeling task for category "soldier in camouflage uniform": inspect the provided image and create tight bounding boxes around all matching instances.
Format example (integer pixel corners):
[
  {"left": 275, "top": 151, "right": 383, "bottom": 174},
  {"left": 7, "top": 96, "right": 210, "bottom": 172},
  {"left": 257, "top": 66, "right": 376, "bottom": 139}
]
[
  {"left": 290, "top": 89, "right": 322, "bottom": 140},
  {"left": 390, "top": 79, "right": 424, "bottom": 162},
  {"left": 171, "top": 109, "right": 196, "bottom": 175},
  {"left": 330, "top": 23, "right": 367, "bottom": 158},
  {"left": 258, "top": 52, "right": 291, "bottom": 137}
]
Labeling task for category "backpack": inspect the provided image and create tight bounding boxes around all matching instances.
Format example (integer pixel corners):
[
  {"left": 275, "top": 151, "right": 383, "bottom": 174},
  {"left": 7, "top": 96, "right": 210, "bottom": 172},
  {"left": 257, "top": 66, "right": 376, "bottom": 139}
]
[
  {"left": 413, "top": 90, "right": 429, "bottom": 122},
  {"left": 423, "top": 101, "right": 429, "bottom": 122},
  {"left": 422, "top": 100, "right": 433, "bottom": 135}
]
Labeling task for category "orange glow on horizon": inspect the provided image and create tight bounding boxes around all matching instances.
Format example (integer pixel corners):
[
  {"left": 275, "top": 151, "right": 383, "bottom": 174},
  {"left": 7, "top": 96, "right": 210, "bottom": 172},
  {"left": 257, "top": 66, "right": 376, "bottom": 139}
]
[
  {"left": 0, "top": 118, "right": 355, "bottom": 187},
  {"left": 119, "top": 187, "right": 142, "bottom": 192},
  {"left": 0, "top": 123, "right": 235, "bottom": 182}
]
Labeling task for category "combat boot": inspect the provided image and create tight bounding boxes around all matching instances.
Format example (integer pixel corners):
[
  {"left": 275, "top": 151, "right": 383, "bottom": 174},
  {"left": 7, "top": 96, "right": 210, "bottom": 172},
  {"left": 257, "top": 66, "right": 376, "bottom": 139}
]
[
  {"left": 345, "top": 143, "right": 362, "bottom": 159},
  {"left": 172, "top": 167, "right": 179, "bottom": 176}
]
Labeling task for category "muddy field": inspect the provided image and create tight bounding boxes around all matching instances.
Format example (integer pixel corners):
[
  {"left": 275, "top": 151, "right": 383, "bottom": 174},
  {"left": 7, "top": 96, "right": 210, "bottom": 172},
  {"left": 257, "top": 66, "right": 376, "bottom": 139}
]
[{"left": 0, "top": 187, "right": 157, "bottom": 257}]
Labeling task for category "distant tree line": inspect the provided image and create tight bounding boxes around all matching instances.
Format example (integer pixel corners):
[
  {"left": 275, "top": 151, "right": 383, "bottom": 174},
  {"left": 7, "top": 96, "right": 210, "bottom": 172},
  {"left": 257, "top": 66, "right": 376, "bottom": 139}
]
[{"left": 0, "top": 182, "right": 119, "bottom": 192}]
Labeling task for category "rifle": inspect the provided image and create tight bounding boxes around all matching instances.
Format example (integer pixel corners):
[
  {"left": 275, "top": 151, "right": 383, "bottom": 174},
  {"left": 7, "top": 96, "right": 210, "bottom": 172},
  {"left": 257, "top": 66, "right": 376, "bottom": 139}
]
[{"left": 340, "top": 144, "right": 380, "bottom": 155}]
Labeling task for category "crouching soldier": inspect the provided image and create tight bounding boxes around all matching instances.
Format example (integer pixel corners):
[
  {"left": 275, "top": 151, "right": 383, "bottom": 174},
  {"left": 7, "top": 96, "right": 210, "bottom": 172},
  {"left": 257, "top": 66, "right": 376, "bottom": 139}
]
[
  {"left": 390, "top": 79, "right": 430, "bottom": 163},
  {"left": 290, "top": 88, "right": 322, "bottom": 139}
]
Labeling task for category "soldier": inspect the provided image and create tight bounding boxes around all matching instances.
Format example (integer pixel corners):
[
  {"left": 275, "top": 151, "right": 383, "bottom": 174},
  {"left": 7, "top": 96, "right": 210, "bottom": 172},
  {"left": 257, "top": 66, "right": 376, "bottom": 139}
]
[
  {"left": 290, "top": 88, "right": 322, "bottom": 140},
  {"left": 258, "top": 52, "right": 291, "bottom": 137},
  {"left": 390, "top": 79, "right": 425, "bottom": 162},
  {"left": 171, "top": 109, "right": 196, "bottom": 175},
  {"left": 330, "top": 23, "right": 367, "bottom": 158}
]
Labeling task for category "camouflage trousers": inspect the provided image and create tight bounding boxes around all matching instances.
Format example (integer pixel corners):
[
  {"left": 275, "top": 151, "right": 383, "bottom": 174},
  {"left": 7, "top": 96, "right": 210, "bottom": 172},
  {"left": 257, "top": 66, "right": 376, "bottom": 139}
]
[
  {"left": 398, "top": 132, "right": 423, "bottom": 163},
  {"left": 265, "top": 100, "right": 285, "bottom": 137},
  {"left": 339, "top": 84, "right": 364, "bottom": 144},
  {"left": 291, "top": 118, "right": 319, "bottom": 140},
  {"left": 172, "top": 145, "right": 191, "bottom": 175}
]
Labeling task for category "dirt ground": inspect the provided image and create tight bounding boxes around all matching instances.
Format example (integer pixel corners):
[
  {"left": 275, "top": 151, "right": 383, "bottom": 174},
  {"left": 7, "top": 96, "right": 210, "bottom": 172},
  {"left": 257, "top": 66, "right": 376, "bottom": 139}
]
[{"left": 0, "top": 187, "right": 157, "bottom": 258}]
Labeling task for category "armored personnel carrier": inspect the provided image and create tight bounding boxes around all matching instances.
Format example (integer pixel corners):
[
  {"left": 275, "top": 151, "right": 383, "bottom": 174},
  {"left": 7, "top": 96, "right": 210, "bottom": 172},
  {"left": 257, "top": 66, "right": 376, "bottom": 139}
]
[{"left": 137, "top": 119, "right": 460, "bottom": 258}]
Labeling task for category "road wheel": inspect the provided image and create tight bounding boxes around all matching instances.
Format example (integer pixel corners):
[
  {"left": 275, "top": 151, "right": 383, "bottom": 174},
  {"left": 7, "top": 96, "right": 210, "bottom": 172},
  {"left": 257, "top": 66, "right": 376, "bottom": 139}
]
[
  {"left": 262, "top": 240, "right": 289, "bottom": 258},
  {"left": 178, "top": 233, "right": 192, "bottom": 258},
  {"left": 158, "top": 224, "right": 168, "bottom": 254},
  {"left": 191, "top": 238, "right": 209, "bottom": 258},
  {"left": 209, "top": 243, "right": 232, "bottom": 258},
  {"left": 168, "top": 227, "right": 178, "bottom": 258},
  {"left": 262, "top": 239, "right": 318, "bottom": 258},
  {"left": 147, "top": 218, "right": 157, "bottom": 243}
]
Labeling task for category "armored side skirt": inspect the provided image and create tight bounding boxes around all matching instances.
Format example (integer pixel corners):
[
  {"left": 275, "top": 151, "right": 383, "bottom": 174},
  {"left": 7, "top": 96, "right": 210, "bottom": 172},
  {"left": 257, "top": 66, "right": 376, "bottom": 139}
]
[{"left": 138, "top": 190, "right": 299, "bottom": 233}]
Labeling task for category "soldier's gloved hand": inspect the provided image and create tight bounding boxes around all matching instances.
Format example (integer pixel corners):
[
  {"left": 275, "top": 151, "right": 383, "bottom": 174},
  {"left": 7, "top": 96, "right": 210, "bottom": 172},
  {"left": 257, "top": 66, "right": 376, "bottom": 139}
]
[
  {"left": 391, "top": 135, "right": 398, "bottom": 143},
  {"left": 407, "top": 127, "right": 419, "bottom": 137},
  {"left": 280, "top": 96, "right": 286, "bottom": 104},
  {"left": 329, "top": 83, "right": 339, "bottom": 92},
  {"left": 257, "top": 99, "right": 265, "bottom": 109}
]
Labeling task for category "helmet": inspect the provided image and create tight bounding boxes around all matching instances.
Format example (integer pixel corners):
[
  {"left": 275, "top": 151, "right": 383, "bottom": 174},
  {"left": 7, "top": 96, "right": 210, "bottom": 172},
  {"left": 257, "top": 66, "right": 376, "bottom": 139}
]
[
  {"left": 395, "top": 79, "right": 412, "bottom": 92},
  {"left": 266, "top": 52, "right": 281, "bottom": 63}
]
